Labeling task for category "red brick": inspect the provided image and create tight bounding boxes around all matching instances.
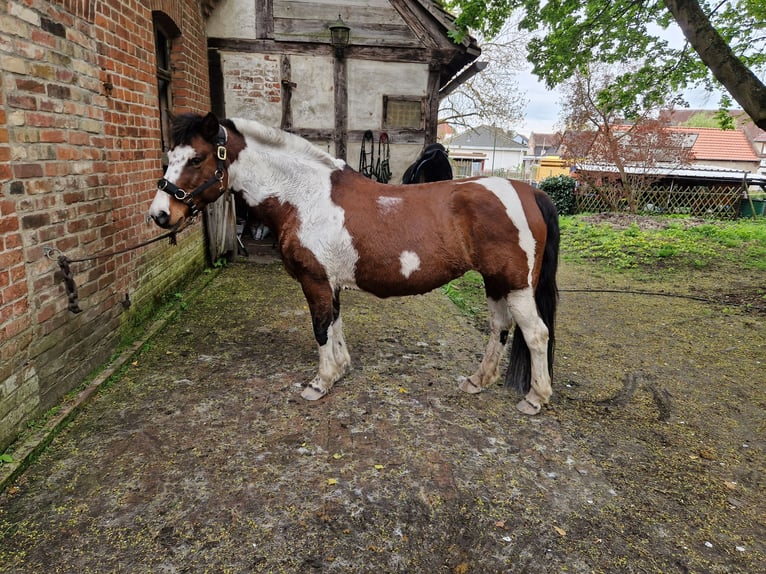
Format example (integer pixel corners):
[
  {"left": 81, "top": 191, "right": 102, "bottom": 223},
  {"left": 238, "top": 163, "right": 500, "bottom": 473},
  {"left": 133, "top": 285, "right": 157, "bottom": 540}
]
[{"left": 13, "top": 163, "right": 44, "bottom": 178}]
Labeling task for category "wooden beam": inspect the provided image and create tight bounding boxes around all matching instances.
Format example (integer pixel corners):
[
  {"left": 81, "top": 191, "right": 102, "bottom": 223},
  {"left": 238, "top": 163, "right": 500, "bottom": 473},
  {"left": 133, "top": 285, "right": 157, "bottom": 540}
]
[
  {"left": 255, "top": 0, "right": 273, "bottom": 39},
  {"left": 333, "top": 55, "right": 347, "bottom": 161},
  {"left": 280, "top": 55, "right": 294, "bottom": 130},
  {"left": 207, "top": 37, "right": 443, "bottom": 64}
]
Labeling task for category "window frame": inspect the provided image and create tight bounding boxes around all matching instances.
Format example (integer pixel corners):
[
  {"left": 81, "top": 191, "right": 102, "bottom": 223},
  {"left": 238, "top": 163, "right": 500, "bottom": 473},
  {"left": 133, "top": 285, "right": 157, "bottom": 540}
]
[{"left": 382, "top": 95, "right": 425, "bottom": 130}]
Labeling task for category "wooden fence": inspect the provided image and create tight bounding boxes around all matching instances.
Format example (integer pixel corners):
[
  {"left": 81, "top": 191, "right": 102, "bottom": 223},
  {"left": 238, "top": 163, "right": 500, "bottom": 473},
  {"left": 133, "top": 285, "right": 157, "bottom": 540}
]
[{"left": 575, "top": 185, "right": 746, "bottom": 219}]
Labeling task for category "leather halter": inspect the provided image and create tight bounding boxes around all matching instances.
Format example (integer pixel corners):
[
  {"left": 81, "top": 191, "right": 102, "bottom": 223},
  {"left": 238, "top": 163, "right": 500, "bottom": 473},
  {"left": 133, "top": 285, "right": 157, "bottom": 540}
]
[{"left": 157, "top": 126, "right": 228, "bottom": 217}]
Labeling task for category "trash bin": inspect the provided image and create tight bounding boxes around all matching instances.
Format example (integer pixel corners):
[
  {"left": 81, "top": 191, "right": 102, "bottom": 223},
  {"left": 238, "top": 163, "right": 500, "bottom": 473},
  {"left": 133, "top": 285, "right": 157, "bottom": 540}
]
[{"left": 740, "top": 198, "right": 766, "bottom": 217}]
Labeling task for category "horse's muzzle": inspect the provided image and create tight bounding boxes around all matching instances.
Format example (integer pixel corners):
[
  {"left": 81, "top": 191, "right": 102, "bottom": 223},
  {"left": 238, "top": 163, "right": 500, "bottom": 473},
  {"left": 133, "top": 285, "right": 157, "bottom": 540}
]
[{"left": 151, "top": 210, "right": 171, "bottom": 228}]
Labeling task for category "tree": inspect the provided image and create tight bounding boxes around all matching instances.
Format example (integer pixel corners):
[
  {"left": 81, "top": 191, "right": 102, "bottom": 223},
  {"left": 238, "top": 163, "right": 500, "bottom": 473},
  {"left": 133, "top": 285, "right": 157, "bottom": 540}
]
[
  {"left": 440, "top": 20, "right": 528, "bottom": 130},
  {"left": 559, "top": 65, "right": 694, "bottom": 212},
  {"left": 447, "top": 1, "right": 766, "bottom": 130}
]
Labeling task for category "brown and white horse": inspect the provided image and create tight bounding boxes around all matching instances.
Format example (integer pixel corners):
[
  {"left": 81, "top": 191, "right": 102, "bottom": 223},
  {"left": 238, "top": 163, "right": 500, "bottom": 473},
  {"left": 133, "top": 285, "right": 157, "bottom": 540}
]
[{"left": 149, "top": 113, "right": 559, "bottom": 415}]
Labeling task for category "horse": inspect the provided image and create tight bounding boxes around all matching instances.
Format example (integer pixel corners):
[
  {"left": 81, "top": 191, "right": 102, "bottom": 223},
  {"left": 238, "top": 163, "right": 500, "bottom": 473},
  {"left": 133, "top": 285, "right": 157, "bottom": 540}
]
[
  {"left": 149, "top": 112, "right": 559, "bottom": 415},
  {"left": 402, "top": 142, "right": 453, "bottom": 184}
]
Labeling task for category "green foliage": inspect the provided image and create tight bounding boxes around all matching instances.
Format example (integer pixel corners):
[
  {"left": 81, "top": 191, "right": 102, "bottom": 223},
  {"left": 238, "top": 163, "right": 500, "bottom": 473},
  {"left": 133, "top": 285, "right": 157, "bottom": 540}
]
[
  {"left": 447, "top": 0, "right": 765, "bottom": 119},
  {"left": 444, "top": 216, "right": 765, "bottom": 323},
  {"left": 559, "top": 216, "right": 766, "bottom": 270},
  {"left": 683, "top": 112, "right": 722, "bottom": 128},
  {"left": 539, "top": 175, "right": 577, "bottom": 216},
  {"left": 714, "top": 109, "right": 736, "bottom": 130}
]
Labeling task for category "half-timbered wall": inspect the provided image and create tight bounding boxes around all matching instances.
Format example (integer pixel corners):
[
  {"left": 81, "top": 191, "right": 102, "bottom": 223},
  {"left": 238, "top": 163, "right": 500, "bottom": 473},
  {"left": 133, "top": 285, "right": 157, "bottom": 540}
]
[{"left": 207, "top": 0, "right": 478, "bottom": 180}]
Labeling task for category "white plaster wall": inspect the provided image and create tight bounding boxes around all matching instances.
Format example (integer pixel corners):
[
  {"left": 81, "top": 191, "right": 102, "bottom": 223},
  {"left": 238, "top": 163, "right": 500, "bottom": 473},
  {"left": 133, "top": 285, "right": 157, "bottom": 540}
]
[
  {"left": 448, "top": 147, "right": 526, "bottom": 173},
  {"left": 346, "top": 60, "right": 428, "bottom": 130},
  {"left": 220, "top": 52, "right": 282, "bottom": 126},
  {"left": 390, "top": 143, "right": 424, "bottom": 182},
  {"left": 206, "top": 0, "right": 257, "bottom": 39},
  {"left": 290, "top": 55, "right": 335, "bottom": 130}
]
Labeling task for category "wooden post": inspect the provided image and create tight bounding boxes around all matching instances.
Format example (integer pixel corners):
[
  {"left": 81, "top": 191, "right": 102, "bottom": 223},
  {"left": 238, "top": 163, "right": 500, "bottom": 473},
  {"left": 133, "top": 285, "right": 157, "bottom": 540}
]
[
  {"left": 280, "top": 55, "right": 295, "bottom": 131},
  {"left": 333, "top": 54, "right": 348, "bottom": 161},
  {"left": 425, "top": 61, "right": 441, "bottom": 144}
]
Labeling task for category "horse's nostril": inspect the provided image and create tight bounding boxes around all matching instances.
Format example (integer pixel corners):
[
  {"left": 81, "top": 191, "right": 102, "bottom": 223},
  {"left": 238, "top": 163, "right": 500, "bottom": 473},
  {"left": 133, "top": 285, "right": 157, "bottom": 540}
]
[{"left": 152, "top": 211, "right": 170, "bottom": 228}]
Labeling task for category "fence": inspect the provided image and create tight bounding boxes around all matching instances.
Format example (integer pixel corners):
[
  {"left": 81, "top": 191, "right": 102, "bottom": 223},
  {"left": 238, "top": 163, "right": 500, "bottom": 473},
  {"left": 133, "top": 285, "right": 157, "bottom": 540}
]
[{"left": 575, "top": 185, "right": 745, "bottom": 219}]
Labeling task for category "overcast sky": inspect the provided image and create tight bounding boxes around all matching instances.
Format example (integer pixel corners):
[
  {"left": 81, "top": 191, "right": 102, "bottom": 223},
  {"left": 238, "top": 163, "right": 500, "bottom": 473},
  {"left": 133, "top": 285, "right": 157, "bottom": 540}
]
[
  {"left": 511, "top": 20, "right": 740, "bottom": 136},
  {"left": 514, "top": 69, "right": 728, "bottom": 136}
]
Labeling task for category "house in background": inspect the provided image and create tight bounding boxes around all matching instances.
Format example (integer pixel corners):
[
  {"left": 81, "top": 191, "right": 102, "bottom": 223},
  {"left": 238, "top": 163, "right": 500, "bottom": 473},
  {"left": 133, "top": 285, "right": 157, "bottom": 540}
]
[
  {"left": 206, "top": 0, "right": 481, "bottom": 181},
  {"left": 528, "top": 132, "right": 561, "bottom": 157},
  {"left": 664, "top": 108, "right": 766, "bottom": 176},
  {"left": 445, "top": 125, "right": 527, "bottom": 177},
  {"left": 573, "top": 124, "right": 764, "bottom": 216},
  {"left": 574, "top": 125, "right": 760, "bottom": 184},
  {"left": 523, "top": 132, "right": 564, "bottom": 183},
  {"left": 671, "top": 126, "right": 760, "bottom": 173}
]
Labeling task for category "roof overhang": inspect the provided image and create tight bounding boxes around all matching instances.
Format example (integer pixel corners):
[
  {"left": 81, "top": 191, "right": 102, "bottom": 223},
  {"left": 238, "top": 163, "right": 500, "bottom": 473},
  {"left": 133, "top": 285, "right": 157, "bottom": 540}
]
[{"left": 575, "top": 163, "right": 766, "bottom": 186}]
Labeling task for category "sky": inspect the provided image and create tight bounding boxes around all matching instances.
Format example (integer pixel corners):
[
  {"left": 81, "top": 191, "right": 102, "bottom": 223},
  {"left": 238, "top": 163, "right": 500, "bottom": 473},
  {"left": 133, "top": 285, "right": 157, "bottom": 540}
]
[
  {"left": 514, "top": 68, "right": 728, "bottom": 137},
  {"left": 510, "top": 20, "right": 738, "bottom": 136}
]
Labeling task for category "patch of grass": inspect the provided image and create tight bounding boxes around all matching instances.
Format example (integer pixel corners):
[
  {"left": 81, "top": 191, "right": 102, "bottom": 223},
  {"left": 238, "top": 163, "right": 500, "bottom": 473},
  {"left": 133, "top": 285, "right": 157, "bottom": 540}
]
[
  {"left": 559, "top": 216, "right": 766, "bottom": 270},
  {"left": 444, "top": 215, "right": 766, "bottom": 318},
  {"left": 442, "top": 271, "right": 486, "bottom": 329}
]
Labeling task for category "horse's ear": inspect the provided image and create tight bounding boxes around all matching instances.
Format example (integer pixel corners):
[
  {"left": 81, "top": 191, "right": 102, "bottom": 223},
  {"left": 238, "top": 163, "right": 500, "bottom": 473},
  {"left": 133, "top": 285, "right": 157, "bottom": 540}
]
[{"left": 200, "top": 112, "right": 220, "bottom": 142}]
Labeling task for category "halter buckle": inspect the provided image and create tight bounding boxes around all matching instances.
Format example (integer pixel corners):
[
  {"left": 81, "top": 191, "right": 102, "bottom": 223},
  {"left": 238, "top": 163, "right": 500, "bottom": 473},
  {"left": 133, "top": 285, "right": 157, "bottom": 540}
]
[{"left": 217, "top": 145, "right": 227, "bottom": 161}]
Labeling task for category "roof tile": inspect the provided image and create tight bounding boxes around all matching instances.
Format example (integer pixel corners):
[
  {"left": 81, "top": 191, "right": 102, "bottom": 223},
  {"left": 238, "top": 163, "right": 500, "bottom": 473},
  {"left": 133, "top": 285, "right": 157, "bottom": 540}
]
[{"left": 669, "top": 127, "right": 758, "bottom": 161}]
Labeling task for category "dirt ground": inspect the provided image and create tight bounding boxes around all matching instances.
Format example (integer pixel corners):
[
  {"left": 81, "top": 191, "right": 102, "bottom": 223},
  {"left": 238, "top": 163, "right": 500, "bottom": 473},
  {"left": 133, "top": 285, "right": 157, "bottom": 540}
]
[{"left": 1, "top": 239, "right": 763, "bottom": 573}]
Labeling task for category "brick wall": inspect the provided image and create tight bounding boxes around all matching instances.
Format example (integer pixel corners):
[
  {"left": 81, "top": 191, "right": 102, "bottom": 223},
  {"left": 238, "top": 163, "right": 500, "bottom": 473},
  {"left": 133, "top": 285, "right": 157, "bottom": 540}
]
[{"left": 0, "top": 0, "right": 211, "bottom": 451}]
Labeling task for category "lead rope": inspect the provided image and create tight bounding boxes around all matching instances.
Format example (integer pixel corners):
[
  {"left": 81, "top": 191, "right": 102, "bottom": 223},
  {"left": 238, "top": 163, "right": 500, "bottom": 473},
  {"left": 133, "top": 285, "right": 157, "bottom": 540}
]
[
  {"left": 359, "top": 130, "right": 375, "bottom": 179},
  {"left": 47, "top": 220, "right": 194, "bottom": 314}
]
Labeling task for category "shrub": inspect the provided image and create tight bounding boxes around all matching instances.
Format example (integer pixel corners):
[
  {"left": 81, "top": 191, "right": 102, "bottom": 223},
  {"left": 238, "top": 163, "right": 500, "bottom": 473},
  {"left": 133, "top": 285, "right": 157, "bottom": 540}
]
[{"left": 539, "top": 175, "right": 577, "bottom": 216}]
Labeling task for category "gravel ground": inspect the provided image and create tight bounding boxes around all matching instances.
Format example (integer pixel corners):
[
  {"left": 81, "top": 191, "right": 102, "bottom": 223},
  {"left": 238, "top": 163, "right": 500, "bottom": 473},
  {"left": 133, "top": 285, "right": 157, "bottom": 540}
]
[{"left": 1, "top": 247, "right": 763, "bottom": 573}]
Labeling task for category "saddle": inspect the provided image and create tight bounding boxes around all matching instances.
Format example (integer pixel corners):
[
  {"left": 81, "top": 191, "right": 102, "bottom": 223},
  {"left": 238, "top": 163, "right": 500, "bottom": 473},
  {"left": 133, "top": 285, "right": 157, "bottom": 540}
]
[{"left": 402, "top": 143, "right": 452, "bottom": 184}]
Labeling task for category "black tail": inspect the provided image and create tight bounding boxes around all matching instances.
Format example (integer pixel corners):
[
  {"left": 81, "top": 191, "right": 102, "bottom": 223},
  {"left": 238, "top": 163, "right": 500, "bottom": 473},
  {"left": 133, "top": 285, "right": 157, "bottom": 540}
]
[{"left": 505, "top": 191, "right": 560, "bottom": 393}]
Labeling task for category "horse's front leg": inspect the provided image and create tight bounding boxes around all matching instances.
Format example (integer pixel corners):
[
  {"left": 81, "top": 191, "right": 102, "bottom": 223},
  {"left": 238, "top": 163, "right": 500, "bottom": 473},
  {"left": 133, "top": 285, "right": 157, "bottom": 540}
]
[
  {"left": 300, "top": 280, "right": 349, "bottom": 401},
  {"left": 331, "top": 288, "right": 352, "bottom": 375}
]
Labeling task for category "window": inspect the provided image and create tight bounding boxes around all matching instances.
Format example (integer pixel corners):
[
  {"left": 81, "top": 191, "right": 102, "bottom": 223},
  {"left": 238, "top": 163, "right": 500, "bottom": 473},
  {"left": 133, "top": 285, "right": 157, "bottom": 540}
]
[
  {"left": 383, "top": 96, "right": 424, "bottom": 130},
  {"left": 153, "top": 12, "right": 181, "bottom": 166}
]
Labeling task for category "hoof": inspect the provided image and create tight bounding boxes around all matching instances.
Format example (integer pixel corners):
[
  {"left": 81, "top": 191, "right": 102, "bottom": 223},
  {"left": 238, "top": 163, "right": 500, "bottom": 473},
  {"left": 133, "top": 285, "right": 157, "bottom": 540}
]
[
  {"left": 516, "top": 398, "right": 542, "bottom": 415},
  {"left": 458, "top": 377, "right": 483, "bottom": 395},
  {"left": 301, "top": 381, "right": 328, "bottom": 401}
]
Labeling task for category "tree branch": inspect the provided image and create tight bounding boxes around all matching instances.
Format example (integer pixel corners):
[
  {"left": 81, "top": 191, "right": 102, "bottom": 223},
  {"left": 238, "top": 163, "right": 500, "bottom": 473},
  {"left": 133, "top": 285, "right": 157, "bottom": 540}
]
[{"left": 663, "top": 0, "right": 766, "bottom": 129}]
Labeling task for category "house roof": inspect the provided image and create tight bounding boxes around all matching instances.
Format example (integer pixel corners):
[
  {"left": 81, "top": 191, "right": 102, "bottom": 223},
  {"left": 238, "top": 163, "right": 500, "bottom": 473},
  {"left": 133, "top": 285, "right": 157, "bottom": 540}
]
[
  {"left": 450, "top": 150, "right": 487, "bottom": 160},
  {"left": 448, "top": 125, "right": 527, "bottom": 150},
  {"left": 528, "top": 132, "right": 561, "bottom": 156},
  {"left": 576, "top": 162, "right": 766, "bottom": 185},
  {"left": 662, "top": 108, "right": 766, "bottom": 154},
  {"left": 669, "top": 127, "right": 758, "bottom": 162}
]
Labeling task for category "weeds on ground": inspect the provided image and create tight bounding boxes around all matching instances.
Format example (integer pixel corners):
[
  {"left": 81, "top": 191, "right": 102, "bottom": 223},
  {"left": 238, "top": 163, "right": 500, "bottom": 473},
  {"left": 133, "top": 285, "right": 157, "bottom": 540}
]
[{"left": 559, "top": 216, "right": 766, "bottom": 270}]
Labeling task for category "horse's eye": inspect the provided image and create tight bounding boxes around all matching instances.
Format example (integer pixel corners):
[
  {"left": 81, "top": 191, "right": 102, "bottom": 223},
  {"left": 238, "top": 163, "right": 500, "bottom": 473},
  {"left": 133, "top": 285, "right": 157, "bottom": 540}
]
[{"left": 189, "top": 156, "right": 203, "bottom": 166}]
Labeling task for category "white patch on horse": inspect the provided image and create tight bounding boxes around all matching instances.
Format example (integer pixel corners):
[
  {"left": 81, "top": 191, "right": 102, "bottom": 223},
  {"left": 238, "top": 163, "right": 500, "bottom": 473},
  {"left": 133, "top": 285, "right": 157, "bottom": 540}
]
[
  {"left": 474, "top": 177, "right": 537, "bottom": 286},
  {"left": 377, "top": 196, "right": 402, "bottom": 215},
  {"left": 226, "top": 118, "right": 358, "bottom": 290},
  {"left": 164, "top": 145, "right": 197, "bottom": 185},
  {"left": 148, "top": 145, "right": 196, "bottom": 220},
  {"left": 399, "top": 250, "right": 421, "bottom": 278}
]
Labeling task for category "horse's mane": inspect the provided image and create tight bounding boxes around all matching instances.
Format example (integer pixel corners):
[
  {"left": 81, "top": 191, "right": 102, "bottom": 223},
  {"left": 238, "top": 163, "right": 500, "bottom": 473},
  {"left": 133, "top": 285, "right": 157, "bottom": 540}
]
[
  {"left": 231, "top": 117, "right": 343, "bottom": 170},
  {"left": 170, "top": 113, "right": 340, "bottom": 171}
]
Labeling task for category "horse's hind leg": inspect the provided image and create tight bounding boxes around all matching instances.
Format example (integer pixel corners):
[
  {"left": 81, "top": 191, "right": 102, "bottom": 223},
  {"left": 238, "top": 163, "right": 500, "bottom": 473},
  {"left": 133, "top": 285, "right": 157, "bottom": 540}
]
[
  {"left": 300, "top": 282, "right": 349, "bottom": 401},
  {"left": 507, "top": 288, "right": 551, "bottom": 414},
  {"left": 459, "top": 296, "right": 511, "bottom": 394}
]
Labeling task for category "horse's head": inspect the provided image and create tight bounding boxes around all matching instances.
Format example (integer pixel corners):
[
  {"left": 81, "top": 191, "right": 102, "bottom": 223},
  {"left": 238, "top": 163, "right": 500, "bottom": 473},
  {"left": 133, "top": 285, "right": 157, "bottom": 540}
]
[{"left": 149, "top": 112, "right": 230, "bottom": 229}]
